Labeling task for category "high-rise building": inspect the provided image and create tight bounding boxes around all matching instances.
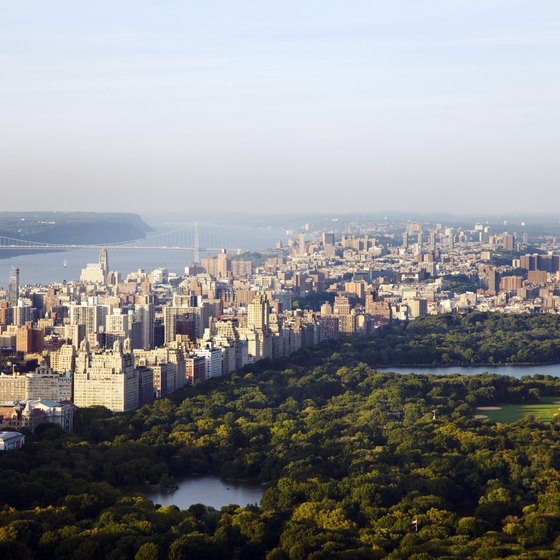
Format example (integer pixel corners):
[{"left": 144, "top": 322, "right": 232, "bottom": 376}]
[
  {"left": 231, "top": 260, "right": 252, "bottom": 277},
  {"left": 13, "top": 304, "right": 34, "bottom": 327},
  {"left": 216, "top": 249, "right": 231, "bottom": 278},
  {"left": 185, "top": 355, "right": 206, "bottom": 384},
  {"left": 50, "top": 344, "right": 75, "bottom": 373},
  {"left": 135, "top": 346, "right": 186, "bottom": 390},
  {"left": 408, "top": 298, "right": 428, "bottom": 319},
  {"left": 99, "top": 248, "right": 109, "bottom": 278},
  {"left": 8, "top": 267, "right": 19, "bottom": 307},
  {"left": 135, "top": 303, "right": 154, "bottom": 349},
  {"left": 0, "top": 366, "right": 72, "bottom": 402},
  {"left": 163, "top": 306, "right": 195, "bottom": 344},
  {"left": 194, "top": 344, "right": 223, "bottom": 379},
  {"left": 247, "top": 293, "right": 270, "bottom": 330},
  {"left": 344, "top": 280, "right": 366, "bottom": 301},
  {"left": 16, "top": 323, "right": 44, "bottom": 354},
  {"left": 501, "top": 276, "right": 524, "bottom": 292},
  {"left": 488, "top": 268, "right": 500, "bottom": 295},
  {"left": 429, "top": 231, "right": 437, "bottom": 251},
  {"left": 333, "top": 296, "right": 351, "bottom": 316},
  {"left": 74, "top": 339, "right": 143, "bottom": 412},
  {"left": 299, "top": 233, "right": 306, "bottom": 256},
  {"left": 105, "top": 310, "right": 130, "bottom": 338},
  {"left": 522, "top": 254, "right": 560, "bottom": 273},
  {"left": 151, "top": 363, "right": 176, "bottom": 398},
  {"left": 402, "top": 232, "right": 409, "bottom": 249},
  {"left": 502, "top": 233, "right": 515, "bottom": 251},
  {"left": 70, "top": 303, "right": 110, "bottom": 336}
]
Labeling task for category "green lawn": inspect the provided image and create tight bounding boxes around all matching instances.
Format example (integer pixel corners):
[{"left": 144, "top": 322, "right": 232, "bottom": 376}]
[{"left": 475, "top": 397, "right": 560, "bottom": 423}]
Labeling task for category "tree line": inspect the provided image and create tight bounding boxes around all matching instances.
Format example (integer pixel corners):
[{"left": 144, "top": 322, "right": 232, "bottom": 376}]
[{"left": 353, "top": 312, "right": 560, "bottom": 365}]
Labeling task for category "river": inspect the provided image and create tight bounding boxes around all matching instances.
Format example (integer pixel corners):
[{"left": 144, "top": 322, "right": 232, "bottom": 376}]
[
  {"left": 0, "top": 223, "right": 289, "bottom": 286},
  {"left": 375, "top": 364, "right": 560, "bottom": 379},
  {"left": 145, "top": 476, "right": 265, "bottom": 510}
]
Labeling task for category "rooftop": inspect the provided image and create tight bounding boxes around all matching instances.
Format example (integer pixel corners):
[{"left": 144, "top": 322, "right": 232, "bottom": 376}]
[{"left": 0, "top": 431, "right": 25, "bottom": 440}]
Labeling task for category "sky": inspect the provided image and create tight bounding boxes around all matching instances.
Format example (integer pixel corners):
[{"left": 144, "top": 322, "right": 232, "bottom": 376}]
[{"left": 1, "top": 0, "right": 559, "bottom": 215}]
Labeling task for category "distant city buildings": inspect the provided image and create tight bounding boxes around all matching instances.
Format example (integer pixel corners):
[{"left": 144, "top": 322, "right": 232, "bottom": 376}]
[{"left": 0, "top": 217, "right": 557, "bottom": 417}]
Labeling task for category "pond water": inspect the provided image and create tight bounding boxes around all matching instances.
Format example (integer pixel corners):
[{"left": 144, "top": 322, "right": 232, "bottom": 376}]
[
  {"left": 375, "top": 364, "right": 560, "bottom": 379},
  {"left": 145, "top": 476, "right": 265, "bottom": 510}
]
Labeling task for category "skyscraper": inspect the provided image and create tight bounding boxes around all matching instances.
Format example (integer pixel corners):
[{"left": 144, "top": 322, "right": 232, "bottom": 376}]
[
  {"left": 135, "top": 303, "right": 155, "bottom": 349},
  {"left": 429, "top": 231, "right": 437, "bottom": 251},
  {"left": 99, "top": 248, "right": 109, "bottom": 277},
  {"left": 488, "top": 268, "right": 500, "bottom": 295},
  {"left": 216, "top": 249, "right": 231, "bottom": 278},
  {"left": 8, "top": 267, "right": 19, "bottom": 307},
  {"left": 299, "top": 233, "right": 306, "bottom": 256},
  {"left": 247, "top": 293, "right": 270, "bottom": 330}
]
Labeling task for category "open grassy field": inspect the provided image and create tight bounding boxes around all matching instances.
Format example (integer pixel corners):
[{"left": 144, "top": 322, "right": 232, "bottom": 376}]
[{"left": 475, "top": 397, "right": 560, "bottom": 423}]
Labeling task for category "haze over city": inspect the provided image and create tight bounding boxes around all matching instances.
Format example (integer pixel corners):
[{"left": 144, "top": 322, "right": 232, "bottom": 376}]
[{"left": 1, "top": 0, "right": 559, "bottom": 214}]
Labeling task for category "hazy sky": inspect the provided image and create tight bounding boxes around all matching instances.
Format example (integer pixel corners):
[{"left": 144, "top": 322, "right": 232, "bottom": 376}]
[{"left": 1, "top": 1, "right": 559, "bottom": 214}]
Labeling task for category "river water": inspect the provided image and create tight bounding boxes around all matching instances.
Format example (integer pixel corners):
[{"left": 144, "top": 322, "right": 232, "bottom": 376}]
[
  {"left": 0, "top": 223, "right": 289, "bottom": 286},
  {"left": 145, "top": 476, "right": 265, "bottom": 510},
  {"left": 375, "top": 364, "right": 560, "bottom": 379}
]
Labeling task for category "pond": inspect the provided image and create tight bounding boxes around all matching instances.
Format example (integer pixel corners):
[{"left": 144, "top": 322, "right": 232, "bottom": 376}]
[{"left": 145, "top": 476, "right": 266, "bottom": 510}]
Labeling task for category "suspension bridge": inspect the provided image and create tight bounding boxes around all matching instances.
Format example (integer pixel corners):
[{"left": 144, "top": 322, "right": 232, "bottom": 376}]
[{"left": 0, "top": 224, "right": 243, "bottom": 259}]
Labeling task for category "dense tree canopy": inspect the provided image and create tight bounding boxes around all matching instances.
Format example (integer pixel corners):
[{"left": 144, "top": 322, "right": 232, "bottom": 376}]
[
  {"left": 2, "top": 313, "right": 560, "bottom": 558},
  {"left": 354, "top": 312, "right": 560, "bottom": 365},
  {"left": 442, "top": 274, "right": 480, "bottom": 294}
]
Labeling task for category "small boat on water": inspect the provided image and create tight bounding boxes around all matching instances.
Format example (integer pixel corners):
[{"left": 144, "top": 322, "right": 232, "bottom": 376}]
[{"left": 63, "top": 259, "right": 68, "bottom": 268}]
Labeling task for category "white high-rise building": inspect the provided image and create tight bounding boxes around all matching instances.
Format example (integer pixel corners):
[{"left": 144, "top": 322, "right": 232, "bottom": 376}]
[
  {"left": 50, "top": 344, "right": 75, "bottom": 374},
  {"left": 74, "top": 339, "right": 140, "bottom": 412},
  {"left": 194, "top": 344, "right": 223, "bottom": 379},
  {"left": 105, "top": 310, "right": 130, "bottom": 336},
  {"left": 70, "top": 303, "right": 110, "bottom": 336},
  {"left": 0, "top": 366, "right": 72, "bottom": 402},
  {"left": 247, "top": 293, "right": 270, "bottom": 330}
]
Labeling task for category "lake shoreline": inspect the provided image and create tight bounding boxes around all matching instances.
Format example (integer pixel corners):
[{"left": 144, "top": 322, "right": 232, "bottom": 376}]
[
  {"left": 374, "top": 363, "right": 560, "bottom": 380},
  {"left": 373, "top": 362, "right": 560, "bottom": 369}
]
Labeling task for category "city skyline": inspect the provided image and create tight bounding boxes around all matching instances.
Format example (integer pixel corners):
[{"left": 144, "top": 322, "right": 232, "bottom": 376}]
[
  {"left": 2, "top": 210, "right": 560, "bottom": 555},
  {"left": 1, "top": 1, "right": 560, "bottom": 213}
]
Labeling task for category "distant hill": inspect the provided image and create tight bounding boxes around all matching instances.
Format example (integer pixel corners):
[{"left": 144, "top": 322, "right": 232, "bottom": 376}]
[{"left": 0, "top": 212, "right": 152, "bottom": 248}]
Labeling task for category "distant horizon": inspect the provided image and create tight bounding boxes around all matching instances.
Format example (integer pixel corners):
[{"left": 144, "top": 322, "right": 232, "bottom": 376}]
[
  {"left": 2, "top": 209, "right": 560, "bottom": 241},
  {"left": 1, "top": 209, "right": 560, "bottom": 220}
]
